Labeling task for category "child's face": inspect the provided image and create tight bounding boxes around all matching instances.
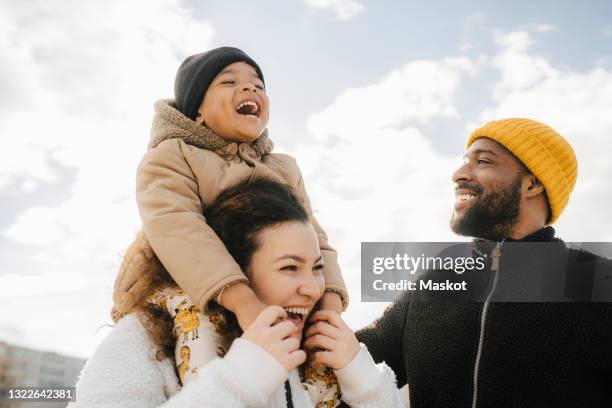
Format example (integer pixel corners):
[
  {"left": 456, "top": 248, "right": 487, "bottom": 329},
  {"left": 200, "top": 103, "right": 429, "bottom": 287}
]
[
  {"left": 248, "top": 221, "right": 325, "bottom": 342},
  {"left": 195, "top": 62, "right": 269, "bottom": 144}
]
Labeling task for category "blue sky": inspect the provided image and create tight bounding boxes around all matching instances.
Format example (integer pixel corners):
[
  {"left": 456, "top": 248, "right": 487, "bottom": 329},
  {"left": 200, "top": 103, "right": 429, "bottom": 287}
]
[{"left": 1, "top": 0, "right": 611, "bottom": 358}]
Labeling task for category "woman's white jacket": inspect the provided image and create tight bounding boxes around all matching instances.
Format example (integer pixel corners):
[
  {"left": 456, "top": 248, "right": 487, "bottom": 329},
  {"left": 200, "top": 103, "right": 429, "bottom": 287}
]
[{"left": 70, "top": 314, "right": 404, "bottom": 407}]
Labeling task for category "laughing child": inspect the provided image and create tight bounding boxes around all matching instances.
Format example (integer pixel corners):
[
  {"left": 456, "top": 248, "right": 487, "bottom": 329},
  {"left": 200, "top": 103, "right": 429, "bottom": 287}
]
[{"left": 111, "top": 46, "right": 347, "bottom": 342}]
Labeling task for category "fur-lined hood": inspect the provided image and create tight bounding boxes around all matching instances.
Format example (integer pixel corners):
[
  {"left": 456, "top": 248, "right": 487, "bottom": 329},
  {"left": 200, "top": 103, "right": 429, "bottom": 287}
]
[{"left": 148, "top": 99, "right": 274, "bottom": 157}]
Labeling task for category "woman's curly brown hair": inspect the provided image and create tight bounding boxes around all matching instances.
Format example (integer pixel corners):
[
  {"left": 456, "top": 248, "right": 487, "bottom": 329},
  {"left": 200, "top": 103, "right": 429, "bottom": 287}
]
[{"left": 132, "top": 254, "right": 176, "bottom": 361}]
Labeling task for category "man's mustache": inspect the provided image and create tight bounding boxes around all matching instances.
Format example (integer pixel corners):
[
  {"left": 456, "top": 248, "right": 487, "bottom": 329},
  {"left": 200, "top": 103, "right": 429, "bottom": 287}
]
[{"left": 455, "top": 182, "right": 484, "bottom": 196}]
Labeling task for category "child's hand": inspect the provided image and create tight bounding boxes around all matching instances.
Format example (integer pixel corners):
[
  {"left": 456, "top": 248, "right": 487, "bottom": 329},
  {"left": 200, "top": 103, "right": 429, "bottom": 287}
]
[
  {"left": 317, "top": 291, "right": 343, "bottom": 314},
  {"left": 219, "top": 282, "right": 267, "bottom": 331},
  {"left": 241, "top": 306, "right": 306, "bottom": 372},
  {"left": 303, "top": 310, "right": 360, "bottom": 370},
  {"left": 235, "top": 298, "right": 267, "bottom": 332}
]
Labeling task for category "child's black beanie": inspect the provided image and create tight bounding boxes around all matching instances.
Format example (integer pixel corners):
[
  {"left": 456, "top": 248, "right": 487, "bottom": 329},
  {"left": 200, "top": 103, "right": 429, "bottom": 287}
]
[{"left": 174, "top": 47, "right": 265, "bottom": 120}]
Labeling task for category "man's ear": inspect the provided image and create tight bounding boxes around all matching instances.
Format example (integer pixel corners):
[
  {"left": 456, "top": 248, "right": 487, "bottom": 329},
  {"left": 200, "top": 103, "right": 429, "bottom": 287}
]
[{"left": 524, "top": 174, "right": 545, "bottom": 198}]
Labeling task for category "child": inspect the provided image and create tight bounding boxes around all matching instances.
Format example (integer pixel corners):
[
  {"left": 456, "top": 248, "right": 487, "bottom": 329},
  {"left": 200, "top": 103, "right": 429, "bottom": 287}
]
[{"left": 111, "top": 47, "right": 348, "bottom": 336}]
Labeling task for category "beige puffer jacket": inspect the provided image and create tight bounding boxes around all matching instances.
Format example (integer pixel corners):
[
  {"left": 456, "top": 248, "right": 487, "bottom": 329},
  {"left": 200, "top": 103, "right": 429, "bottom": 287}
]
[{"left": 111, "top": 99, "right": 347, "bottom": 321}]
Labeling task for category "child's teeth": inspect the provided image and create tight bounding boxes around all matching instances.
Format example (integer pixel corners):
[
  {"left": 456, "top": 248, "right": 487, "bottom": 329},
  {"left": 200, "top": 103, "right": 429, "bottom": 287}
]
[{"left": 236, "top": 101, "right": 258, "bottom": 112}]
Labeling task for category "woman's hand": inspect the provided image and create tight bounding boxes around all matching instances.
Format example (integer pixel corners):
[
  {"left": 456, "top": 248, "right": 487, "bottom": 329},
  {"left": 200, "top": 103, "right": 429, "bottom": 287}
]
[
  {"left": 241, "top": 306, "right": 306, "bottom": 372},
  {"left": 303, "top": 310, "right": 360, "bottom": 370}
]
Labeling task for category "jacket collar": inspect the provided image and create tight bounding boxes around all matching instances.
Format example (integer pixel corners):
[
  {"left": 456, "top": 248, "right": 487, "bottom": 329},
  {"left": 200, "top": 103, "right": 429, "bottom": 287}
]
[
  {"left": 472, "top": 226, "right": 558, "bottom": 257},
  {"left": 505, "top": 226, "right": 557, "bottom": 243},
  {"left": 148, "top": 99, "right": 274, "bottom": 158}
]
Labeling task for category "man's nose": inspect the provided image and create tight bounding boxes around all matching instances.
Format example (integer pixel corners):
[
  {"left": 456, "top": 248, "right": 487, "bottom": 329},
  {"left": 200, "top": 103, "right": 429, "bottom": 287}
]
[{"left": 452, "top": 160, "right": 471, "bottom": 184}]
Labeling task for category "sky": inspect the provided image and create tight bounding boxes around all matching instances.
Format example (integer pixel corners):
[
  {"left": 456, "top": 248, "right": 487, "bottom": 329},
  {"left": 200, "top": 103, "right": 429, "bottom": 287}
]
[{"left": 1, "top": 0, "right": 612, "bottom": 359}]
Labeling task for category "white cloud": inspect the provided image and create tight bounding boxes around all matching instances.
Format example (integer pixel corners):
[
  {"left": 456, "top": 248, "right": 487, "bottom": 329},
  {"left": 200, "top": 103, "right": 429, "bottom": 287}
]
[
  {"left": 285, "top": 57, "right": 480, "bottom": 329},
  {"left": 458, "top": 13, "right": 486, "bottom": 53},
  {"left": 1, "top": 1, "right": 214, "bottom": 251},
  {"left": 478, "top": 31, "right": 612, "bottom": 241},
  {"left": 304, "top": 0, "right": 364, "bottom": 20},
  {"left": 495, "top": 30, "right": 532, "bottom": 52},
  {"left": 459, "top": 42, "right": 475, "bottom": 52},
  {"left": 0, "top": 286, "right": 114, "bottom": 358},
  {"left": 0, "top": 0, "right": 214, "bottom": 357},
  {"left": 308, "top": 57, "right": 478, "bottom": 139},
  {"left": 0, "top": 0, "right": 213, "bottom": 190},
  {"left": 534, "top": 23, "right": 557, "bottom": 33},
  {"left": 492, "top": 31, "right": 558, "bottom": 95}
]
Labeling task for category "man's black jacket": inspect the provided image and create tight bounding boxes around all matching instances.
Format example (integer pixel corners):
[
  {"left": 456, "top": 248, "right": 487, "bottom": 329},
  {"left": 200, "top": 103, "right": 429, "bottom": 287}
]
[{"left": 356, "top": 227, "right": 612, "bottom": 407}]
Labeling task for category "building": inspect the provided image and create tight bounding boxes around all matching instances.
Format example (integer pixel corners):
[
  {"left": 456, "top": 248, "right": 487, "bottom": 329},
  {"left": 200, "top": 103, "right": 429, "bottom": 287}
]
[{"left": 0, "top": 341, "right": 85, "bottom": 408}]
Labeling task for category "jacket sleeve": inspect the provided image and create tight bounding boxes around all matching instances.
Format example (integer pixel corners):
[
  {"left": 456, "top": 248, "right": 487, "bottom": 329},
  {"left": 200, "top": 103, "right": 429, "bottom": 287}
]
[
  {"left": 334, "top": 344, "right": 406, "bottom": 407},
  {"left": 136, "top": 140, "right": 247, "bottom": 311},
  {"left": 166, "top": 339, "right": 288, "bottom": 408},
  {"left": 355, "top": 291, "right": 410, "bottom": 388},
  {"left": 72, "top": 316, "right": 287, "bottom": 408},
  {"left": 293, "top": 161, "right": 348, "bottom": 310}
]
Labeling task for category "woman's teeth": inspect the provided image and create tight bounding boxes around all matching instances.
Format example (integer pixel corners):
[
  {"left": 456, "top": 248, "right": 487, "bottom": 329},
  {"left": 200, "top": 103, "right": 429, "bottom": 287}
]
[{"left": 283, "top": 306, "right": 309, "bottom": 316}]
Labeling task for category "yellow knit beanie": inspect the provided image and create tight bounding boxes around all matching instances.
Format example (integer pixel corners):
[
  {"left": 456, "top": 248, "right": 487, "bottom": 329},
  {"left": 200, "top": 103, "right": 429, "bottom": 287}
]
[{"left": 467, "top": 118, "right": 577, "bottom": 225}]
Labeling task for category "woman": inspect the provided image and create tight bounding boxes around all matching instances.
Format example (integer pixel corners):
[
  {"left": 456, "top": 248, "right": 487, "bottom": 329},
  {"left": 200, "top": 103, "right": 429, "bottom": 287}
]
[{"left": 72, "top": 179, "right": 403, "bottom": 407}]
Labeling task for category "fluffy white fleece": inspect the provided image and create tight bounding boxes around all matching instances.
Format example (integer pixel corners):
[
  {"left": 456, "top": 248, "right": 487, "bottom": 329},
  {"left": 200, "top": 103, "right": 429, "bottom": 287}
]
[{"left": 70, "top": 314, "right": 405, "bottom": 407}]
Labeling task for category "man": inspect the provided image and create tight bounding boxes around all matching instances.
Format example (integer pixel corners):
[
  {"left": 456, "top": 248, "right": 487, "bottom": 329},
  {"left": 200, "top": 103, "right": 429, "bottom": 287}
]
[{"left": 356, "top": 118, "right": 612, "bottom": 407}]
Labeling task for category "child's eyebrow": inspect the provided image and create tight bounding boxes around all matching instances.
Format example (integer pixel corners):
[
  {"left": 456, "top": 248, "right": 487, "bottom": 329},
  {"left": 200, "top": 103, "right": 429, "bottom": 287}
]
[{"left": 217, "top": 68, "right": 235, "bottom": 76}]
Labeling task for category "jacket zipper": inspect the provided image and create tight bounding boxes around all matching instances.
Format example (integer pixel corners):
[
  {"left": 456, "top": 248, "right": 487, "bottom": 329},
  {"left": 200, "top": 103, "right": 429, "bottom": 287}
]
[
  {"left": 284, "top": 380, "right": 294, "bottom": 408},
  {"left": 471, "top": 240, "right": 504, "bottom": 408}
]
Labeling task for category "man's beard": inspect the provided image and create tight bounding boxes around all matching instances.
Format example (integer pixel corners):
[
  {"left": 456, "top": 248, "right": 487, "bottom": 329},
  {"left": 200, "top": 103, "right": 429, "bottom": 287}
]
[{"left": 450, "top": 175, "right": 522, "bottom": 240}]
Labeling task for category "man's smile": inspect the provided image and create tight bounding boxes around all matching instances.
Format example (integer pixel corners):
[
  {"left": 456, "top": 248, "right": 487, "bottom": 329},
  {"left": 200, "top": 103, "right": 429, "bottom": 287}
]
[{"left": 454, "top": 188, "right": 479, "bottom": 211}]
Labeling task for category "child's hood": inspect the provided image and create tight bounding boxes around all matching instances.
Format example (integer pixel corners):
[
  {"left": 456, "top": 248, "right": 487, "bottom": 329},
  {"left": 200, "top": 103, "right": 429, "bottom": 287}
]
[{"left": 148, "top": 99, "right": 274, "bottom": 157}]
